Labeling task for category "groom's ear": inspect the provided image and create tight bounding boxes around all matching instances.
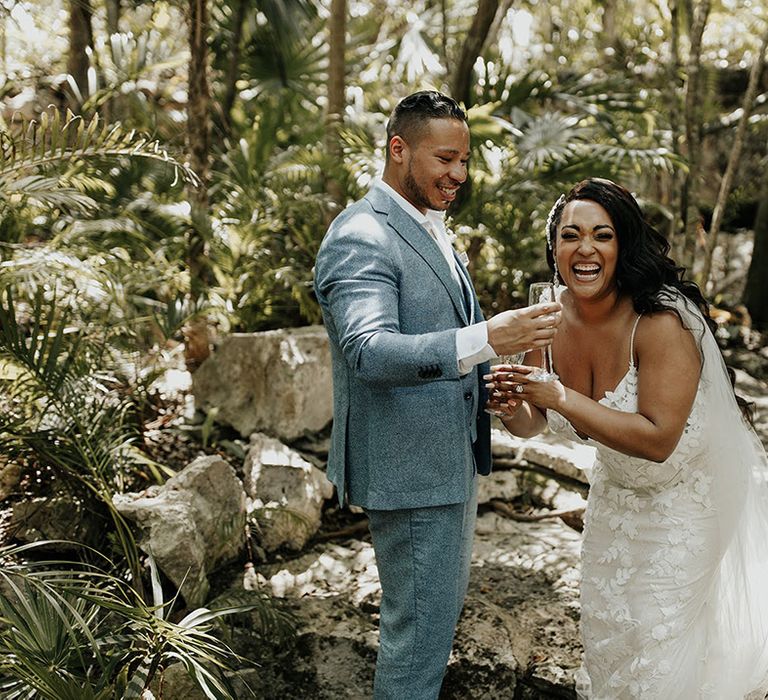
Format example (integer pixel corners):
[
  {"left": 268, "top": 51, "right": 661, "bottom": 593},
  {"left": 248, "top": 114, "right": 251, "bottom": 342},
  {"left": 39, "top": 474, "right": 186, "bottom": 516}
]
[{"left": 389, "top": 135, "right": 407, "bottom": 164}]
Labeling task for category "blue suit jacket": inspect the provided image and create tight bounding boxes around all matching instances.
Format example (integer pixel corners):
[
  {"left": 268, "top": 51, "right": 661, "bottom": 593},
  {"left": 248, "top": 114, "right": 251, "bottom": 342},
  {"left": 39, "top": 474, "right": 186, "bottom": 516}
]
[{"left": 314, "top": 187, "right": 491, "bottom": 510}]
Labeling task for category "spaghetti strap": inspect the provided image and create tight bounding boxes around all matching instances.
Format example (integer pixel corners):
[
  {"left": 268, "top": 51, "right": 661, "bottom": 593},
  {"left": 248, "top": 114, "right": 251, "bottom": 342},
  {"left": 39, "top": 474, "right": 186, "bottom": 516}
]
[{"left": 629, "top": 314, "right": 642, "bottom": 367}]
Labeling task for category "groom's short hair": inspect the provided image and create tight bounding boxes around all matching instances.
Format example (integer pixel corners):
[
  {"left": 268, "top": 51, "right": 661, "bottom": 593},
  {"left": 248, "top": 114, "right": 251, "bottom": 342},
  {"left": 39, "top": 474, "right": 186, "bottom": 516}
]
[{"left": 385, "top": 91, "right": 467, "bottom": 162}]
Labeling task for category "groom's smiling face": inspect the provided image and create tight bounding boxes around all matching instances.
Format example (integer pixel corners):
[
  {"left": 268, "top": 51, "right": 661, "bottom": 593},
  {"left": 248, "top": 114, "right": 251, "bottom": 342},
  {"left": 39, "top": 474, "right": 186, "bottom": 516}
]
[{"left": 390, "top": 118, "right": 470, "bottom": 213}]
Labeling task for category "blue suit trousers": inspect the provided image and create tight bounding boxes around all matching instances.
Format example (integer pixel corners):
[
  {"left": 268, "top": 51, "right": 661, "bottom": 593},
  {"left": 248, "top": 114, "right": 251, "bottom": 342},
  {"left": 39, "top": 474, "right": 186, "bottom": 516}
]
[{"left": 366, "top": 476, "right": 478, "bottom": 699}]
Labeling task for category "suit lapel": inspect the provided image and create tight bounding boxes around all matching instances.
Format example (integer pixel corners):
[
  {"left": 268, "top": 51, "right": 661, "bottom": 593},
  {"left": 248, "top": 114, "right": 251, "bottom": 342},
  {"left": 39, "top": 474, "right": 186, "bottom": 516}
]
[
  {"left": 366, "top": 189, "right": 469, "bottom": 325},
  {"left": 453, "top": 249, "right": 477, "bottom": 324}
]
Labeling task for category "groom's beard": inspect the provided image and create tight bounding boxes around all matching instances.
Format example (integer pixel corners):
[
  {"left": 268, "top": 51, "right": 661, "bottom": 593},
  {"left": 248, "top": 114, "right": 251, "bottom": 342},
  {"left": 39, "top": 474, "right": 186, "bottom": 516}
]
[{"left": 403, "top": 166, "right": 433, "bottom": 212}]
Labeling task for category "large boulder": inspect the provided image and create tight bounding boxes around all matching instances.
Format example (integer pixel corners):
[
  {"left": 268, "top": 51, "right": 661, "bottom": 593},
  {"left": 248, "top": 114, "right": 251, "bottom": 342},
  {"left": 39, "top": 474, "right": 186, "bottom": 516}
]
[
  {"left": 192, "top": 326, "right": 332, "bottom": 441},
  {"left": 244, "top": 433, "right": 334, "bottom": 552},
  {"left": 113, "top": 455, "right": 246, "bottom": 607},
  {"left": 477, "top": 469, "right": 523, "bottom": 505}
]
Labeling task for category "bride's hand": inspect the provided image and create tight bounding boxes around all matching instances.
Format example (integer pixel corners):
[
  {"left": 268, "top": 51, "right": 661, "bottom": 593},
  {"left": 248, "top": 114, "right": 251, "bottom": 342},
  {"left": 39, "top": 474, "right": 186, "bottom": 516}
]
[
  {"left": 484, "top": 363, "right": 523, "bottom": 417},
  {"left": 486, "top": 364, "right": 567, "bottom": 411}
]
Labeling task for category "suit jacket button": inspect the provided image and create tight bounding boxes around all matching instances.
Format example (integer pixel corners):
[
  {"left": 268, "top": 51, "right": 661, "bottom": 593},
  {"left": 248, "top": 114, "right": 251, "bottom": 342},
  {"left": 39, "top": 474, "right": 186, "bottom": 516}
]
[{"left": 464, "top": 391, "right": 472, "bottom": 400}]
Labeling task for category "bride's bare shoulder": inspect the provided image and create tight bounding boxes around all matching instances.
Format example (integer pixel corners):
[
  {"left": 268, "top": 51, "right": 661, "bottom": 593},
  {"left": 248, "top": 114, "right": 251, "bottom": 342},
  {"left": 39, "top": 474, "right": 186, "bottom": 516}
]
[{"left": 635, "top": 309, "right": 699, "bottom": 356}]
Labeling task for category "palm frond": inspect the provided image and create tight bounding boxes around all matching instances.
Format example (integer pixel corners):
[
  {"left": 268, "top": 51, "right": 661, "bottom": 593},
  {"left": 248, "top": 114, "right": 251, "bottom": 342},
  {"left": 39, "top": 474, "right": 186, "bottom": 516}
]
[
  {"left": 1, "top": 175, "right": 98, "bottom": 213},
  {"left": 0, "top": 287, "right": 144, "bottom": 580},
  {"left": 0, "top": 544, "right": 267, "bottom": 700},
  {"left": 241, "top": 19, "right": 327, "bottom": 97},
  {"left": 83, "top": 29, "right": 187, "bottom": 116},
  {"left": 590, "top": 143, "right": 682, "bottom": 174},
  {"left": 0, "top": 111, "right": 200, "bottom": 204},
  {"left": 515, "top": 112, "right": 594, "bottom": 171},
  {"left": 207, "top": 588, "right": 297, "bottom": 645},
  {"left": 0, "top": 287, "right": 83, "bottom": 394}
]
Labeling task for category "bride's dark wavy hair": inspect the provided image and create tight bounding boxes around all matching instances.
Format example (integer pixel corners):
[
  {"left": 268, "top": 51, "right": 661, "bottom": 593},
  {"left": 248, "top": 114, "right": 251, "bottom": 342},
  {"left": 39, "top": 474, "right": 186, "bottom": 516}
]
[{"left": 545, "top": 177, "right": 753, "bottom": 422}]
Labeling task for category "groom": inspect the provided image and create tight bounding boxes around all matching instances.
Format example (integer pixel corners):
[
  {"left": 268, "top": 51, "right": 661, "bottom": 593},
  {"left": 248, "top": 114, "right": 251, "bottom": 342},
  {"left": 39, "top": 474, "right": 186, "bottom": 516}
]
[{"left": 314, "top": 90, "right": 560, "bottom": 698}]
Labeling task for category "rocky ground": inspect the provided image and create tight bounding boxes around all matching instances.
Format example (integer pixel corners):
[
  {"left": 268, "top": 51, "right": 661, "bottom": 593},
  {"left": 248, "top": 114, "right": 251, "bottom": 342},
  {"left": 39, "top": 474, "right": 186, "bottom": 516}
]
[
  {"left": 3, "top": 329, "right": 765, "bottom": 700},
  {"left": 149, "top": 335, "right": 768, "bottom": 700}
]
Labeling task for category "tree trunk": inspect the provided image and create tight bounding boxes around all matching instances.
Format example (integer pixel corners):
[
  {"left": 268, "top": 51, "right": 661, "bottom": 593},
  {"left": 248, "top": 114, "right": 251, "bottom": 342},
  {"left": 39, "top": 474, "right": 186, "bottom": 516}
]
[
  {"left": 450, "top": 0, "right": 500, "bottom": 107},
  {"left": 744, "top": 147, "right": 768, "bottom": 329},
  {"left": 680, "top": 0, "right": 711, "bottom": 269},
  {"left": 105, "top": 0, "right": 121, "bottom": 35},
  {"left": 667, "top": 0, "right": 685, "bottom": 252},
  {"left": 484, "top": 0, "right": 514, "bottom": 59},
  {"left": 324, "top": 0, "right": 347, "bottom": 226},
  {"left": 440, "top": 0, "right": 448, "bottom": 64},
  {"left": 598, "top": 0, "right": 618, "bottom": 53},
  {"left": 683, "top": 0, "right": 694, "bottom": 31},
  {"left": 67, "top": 0, "right": 95, "bottom": 102},
  {"left": 185, "top": 0, "right": 212, "bottom": 371},
  {"left": 221, "top": 0, "right": 248, "bottom": 137},
  {"left": 702, "top": 27, "right": 768, "bottom": 289}
]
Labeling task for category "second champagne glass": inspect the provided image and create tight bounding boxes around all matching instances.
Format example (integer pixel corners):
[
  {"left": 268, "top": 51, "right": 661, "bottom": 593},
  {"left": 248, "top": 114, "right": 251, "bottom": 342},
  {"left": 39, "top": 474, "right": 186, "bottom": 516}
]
[{"left": 528, "top": 282, "right": 557, "bottom": 382}]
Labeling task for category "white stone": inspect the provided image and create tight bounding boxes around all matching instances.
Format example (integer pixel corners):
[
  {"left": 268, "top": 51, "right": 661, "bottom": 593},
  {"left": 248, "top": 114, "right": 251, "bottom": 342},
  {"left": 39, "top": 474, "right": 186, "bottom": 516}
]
[
  {"left": 244, "top": 433, "right": 334, "bottom": 552},
  {"left": 476, "top": 469, "right": 522, "bottom": 504},
  {"left": 192, "top": 326, "right": 332, "bottom": 441},
  {"left": 492, "top": 427, "right": 593, "bottom": 484},
  {"left": 0, "top": 460, "right": 21, "bottom": 502},
  {"left": 113, "top": 455, "right": 246, "bottom": 607}
]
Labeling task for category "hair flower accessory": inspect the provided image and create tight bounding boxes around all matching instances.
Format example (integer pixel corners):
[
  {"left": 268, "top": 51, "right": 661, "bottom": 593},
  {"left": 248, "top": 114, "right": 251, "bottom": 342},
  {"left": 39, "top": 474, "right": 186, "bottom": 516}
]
[
  {"left": 545, "top": 194, "right": 566, "bottom": 286},
  {"left": 545, "top": 194, "right": 566, "bottom": 250}
]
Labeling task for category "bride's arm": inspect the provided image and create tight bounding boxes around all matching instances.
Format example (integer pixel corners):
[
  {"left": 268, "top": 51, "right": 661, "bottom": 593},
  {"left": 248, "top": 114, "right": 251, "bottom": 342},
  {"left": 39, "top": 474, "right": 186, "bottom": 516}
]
[
  {"left": 499, "top": 402, "right": 548, "bottom": 437},
  {"left": 517, "top": 312, "right": 701, "bottom": 461},
  {"left": 485, "top": 351, "right": 548, "bottom": 437}
]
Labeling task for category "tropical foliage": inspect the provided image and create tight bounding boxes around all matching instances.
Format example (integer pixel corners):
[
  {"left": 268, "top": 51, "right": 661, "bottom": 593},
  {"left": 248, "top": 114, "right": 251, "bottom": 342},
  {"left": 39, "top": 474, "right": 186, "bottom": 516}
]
[
  {"left": 0, "top": 543, "right": 295, "bottom": 699},
  {"left": 0, "top": 0, "right": 767, "bottom": 695}
]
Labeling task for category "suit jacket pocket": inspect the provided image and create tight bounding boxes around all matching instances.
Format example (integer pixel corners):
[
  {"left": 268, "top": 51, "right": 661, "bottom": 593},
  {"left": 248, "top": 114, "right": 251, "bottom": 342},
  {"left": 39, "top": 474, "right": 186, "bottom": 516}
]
[{"left": 367, "top": 383, "right": 466, "bottom": 493}]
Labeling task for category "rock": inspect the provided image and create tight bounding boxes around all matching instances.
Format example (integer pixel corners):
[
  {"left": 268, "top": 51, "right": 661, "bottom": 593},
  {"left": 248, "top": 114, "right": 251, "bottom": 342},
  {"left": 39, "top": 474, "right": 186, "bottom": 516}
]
[
  {"left": 192, "top": 326, "right": 332, "bottom": 441},
  {"left": 467, "top": 513, "right": 582, "bottom": 698},
  {"left": 492, "top": 428, "right": 593, "bottom": 485},
  {"left": 477, "top": 469, "right": 523, "bottom": 505},
  {"left": 151, "top": 663, "right": 206, "bottom": 700},
  {"left": 0, "top": 460, "right": 21, "bottom": 502},
  {"left": 259, "top": 541, "right": 379, "bottom": 604},
  {"left": 244, "top": 433, "right": 334, "bottom": 552},
  {"left": 726, "top": 347, "right": 768, "bottom": 383},
  {"left": 515, "top": 469, "right": 589, "bottom": 512},
  {"left": 232, "top": 595, "right": 377, "bottom": 700},
  {"left": 734, "top": 368, "right": 768, "bottom": 452},
  {"left": 441, "top": 595, "right": 520, "bottom": 697},
  {"left": 113, "top": 455, "right": 246, "bottom": 607}
]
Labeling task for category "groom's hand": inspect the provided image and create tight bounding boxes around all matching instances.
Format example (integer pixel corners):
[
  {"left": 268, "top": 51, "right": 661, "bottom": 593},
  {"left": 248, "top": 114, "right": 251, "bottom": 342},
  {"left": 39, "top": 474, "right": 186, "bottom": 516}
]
[{"left": 487, "top": 302, "right": 561, "bottom": 356}]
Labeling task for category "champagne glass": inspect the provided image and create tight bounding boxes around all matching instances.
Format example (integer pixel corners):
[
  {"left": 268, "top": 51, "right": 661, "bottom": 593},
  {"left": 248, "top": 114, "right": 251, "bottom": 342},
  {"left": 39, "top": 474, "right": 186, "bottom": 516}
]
[
  {"left": 487, "top": 351, "right": 525, "bottom": 416},
  {"left": 489, "top": 336, "right": 529, "bottom": 416},
  {"left": 528, "top": 282, "right": 558, "bottom": 382}
]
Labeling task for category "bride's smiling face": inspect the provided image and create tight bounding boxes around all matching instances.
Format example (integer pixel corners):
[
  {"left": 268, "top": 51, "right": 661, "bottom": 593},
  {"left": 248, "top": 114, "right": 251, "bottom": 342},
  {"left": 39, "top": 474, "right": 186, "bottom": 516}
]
[{"left": 555, "top": 199, "right": 619, "bottom": 300}]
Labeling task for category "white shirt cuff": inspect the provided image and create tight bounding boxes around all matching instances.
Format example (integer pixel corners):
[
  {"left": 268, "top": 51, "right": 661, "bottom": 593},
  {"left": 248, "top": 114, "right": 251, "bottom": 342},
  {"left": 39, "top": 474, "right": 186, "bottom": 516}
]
[{"left": 456, "top": 321, "right": 497, "bottom": 375}]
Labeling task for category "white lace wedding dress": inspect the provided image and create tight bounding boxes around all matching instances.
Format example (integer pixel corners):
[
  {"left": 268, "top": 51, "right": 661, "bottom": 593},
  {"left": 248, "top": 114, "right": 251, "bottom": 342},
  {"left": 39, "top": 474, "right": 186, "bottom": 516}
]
[{"left": 547, "top": 290, "right": 768, "bottom": 699}]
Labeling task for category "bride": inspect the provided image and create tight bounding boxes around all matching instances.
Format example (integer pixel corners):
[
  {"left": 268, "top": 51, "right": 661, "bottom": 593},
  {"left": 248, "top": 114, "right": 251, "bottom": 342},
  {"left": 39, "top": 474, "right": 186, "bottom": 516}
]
[{"left": 486, "top": 178, "right": 768, "bottom": 699}]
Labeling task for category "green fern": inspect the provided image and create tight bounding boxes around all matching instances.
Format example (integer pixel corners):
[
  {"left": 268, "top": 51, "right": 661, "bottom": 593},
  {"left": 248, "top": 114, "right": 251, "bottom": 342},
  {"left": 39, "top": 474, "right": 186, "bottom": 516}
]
[
  {"left": 0, "top": 287, "right": 144, "bottom": 585},
  {"left": 0, "top": 110, "right": 199, "bottom": 216},
  {"left": 0, "top": 544, "right": 269, "bottom": 700}
]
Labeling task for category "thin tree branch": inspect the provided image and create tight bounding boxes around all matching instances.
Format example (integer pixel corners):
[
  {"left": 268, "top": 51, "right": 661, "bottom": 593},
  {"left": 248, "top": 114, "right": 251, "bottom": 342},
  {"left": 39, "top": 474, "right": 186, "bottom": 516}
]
[{"left": 703, "top": 26, "right": 768, "bottom": 288}]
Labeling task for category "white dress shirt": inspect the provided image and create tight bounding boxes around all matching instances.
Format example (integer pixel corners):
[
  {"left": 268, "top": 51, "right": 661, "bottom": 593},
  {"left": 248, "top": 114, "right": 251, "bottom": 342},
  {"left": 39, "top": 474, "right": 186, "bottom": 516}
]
[{"left": 373, "top": 181, "right": 496, "bottom": 375}]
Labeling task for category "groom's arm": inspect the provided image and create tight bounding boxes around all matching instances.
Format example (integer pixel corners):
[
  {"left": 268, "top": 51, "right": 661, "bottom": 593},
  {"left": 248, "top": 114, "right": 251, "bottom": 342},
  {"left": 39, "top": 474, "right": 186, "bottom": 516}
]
[{"left": 315, "top": 216, "right": 460, "bottom": 387}]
